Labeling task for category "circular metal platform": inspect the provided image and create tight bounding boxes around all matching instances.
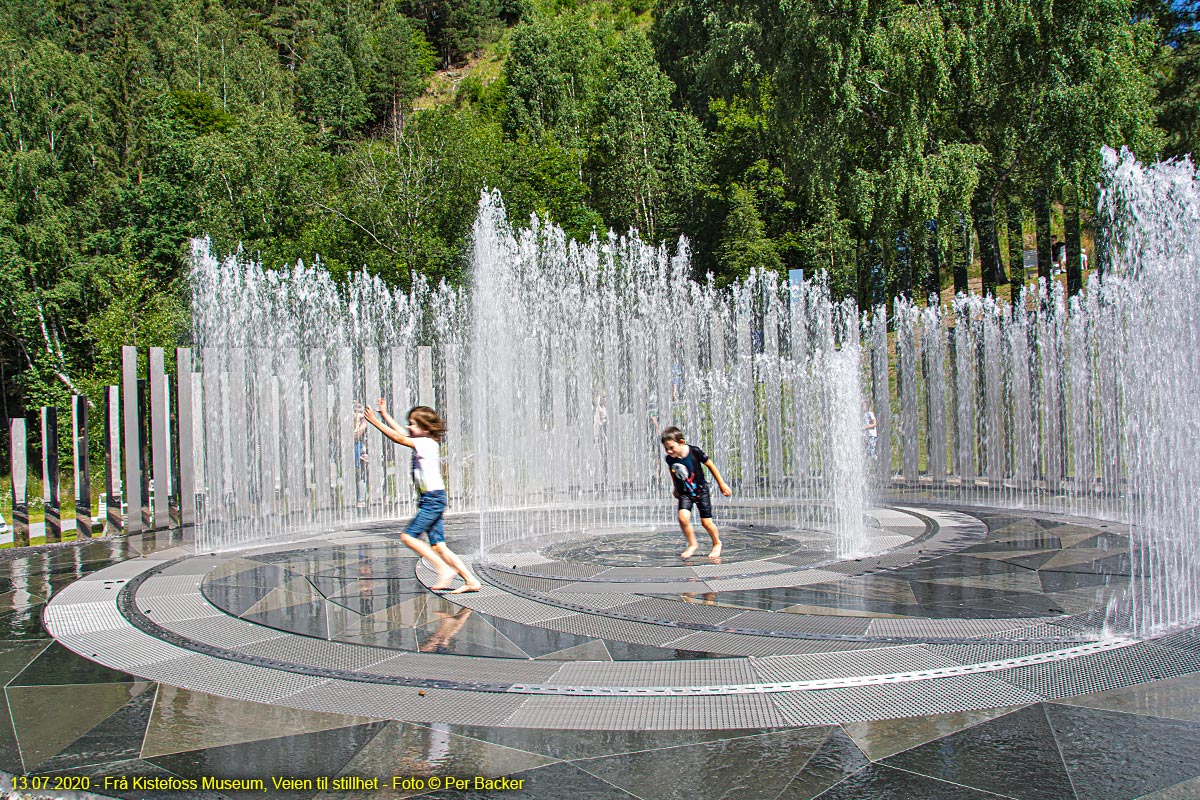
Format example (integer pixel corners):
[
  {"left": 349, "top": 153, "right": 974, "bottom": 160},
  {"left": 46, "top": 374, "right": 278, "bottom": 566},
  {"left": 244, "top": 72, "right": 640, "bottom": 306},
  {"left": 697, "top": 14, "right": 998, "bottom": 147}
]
[{"left": 43, "top": 504, "right": 1200, "bottom": 730}]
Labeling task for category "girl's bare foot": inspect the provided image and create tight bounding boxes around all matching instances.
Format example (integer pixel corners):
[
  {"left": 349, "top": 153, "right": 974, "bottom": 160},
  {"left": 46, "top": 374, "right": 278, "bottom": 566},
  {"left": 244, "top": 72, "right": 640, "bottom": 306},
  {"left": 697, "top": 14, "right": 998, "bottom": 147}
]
[
  {"left": 680, "top": 544, "right": 698, "bottom": 559},
  {"left": 447, "top": 584, "right": 481, "bottom": 594},
  {"left": 708, "top": 543, "right": 723, "bottom": 559}
]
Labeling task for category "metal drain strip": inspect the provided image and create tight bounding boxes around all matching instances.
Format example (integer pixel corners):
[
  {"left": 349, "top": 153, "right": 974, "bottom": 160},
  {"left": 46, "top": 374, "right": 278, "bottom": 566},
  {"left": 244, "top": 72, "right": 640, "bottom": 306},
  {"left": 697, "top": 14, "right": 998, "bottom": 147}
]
[{"left": 506, "top": 639, "right": 1137, "bottom": 696}]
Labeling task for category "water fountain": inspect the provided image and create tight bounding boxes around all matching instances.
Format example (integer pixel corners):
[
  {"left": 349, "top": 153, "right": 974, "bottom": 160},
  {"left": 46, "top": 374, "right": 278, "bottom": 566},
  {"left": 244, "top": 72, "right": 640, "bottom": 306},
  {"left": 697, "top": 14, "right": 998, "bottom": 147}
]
[{"left": 188, "top": 147, "right": 1199, "bottom": 637}]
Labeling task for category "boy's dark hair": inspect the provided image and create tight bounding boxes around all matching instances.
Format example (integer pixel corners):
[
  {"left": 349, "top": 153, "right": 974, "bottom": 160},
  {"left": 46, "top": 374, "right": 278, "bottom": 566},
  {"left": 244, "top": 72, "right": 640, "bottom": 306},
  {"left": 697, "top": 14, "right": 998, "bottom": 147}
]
[
  {"left": 660, "top": 426, "right": 686, "bottom": 444},
  {"left": 408, "top": 406, "right": 447, "bottom": 442}
]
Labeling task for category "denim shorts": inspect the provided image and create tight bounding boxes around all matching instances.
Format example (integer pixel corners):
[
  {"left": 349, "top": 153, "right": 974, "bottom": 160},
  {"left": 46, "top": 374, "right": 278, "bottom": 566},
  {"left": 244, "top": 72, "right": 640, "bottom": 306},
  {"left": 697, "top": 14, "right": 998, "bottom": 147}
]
[{"left": 406, "top": 490, "right": 446, "bottom": 545}]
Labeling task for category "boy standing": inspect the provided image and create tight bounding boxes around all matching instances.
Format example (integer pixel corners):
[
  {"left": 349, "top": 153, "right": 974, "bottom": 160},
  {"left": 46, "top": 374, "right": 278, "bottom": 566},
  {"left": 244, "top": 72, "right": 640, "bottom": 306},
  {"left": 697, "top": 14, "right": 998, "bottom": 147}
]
[{"left": 661, "top": 426, "right": 732, "bottom": 559}]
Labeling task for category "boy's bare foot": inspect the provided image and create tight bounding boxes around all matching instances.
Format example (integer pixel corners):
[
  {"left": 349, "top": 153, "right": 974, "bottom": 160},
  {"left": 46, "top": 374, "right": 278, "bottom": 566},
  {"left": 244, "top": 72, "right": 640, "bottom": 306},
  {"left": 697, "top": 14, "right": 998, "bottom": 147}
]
[
  {"left": 447, "top": 583, "right": 481, "bottom": 594},
  {"left": 680, "top": 545, "right": 698, "bottom": 559},
  {"left": 708, "top": 543, "right": 723, "bottom": 559},
  {"left": 429, "top": 570, "right": 457, "bottom": 591}
]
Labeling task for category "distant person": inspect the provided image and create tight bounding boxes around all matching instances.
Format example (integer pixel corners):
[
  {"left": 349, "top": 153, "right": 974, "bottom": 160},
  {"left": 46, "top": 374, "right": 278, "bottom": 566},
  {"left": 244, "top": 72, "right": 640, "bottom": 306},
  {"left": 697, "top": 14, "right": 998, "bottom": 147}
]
[
  {"left": 1051, "top": 237, "right": 1067, "bottom": 277},
  {"left": 363, "top": 399, "right": 480, "bottom": 594},
  {"left": 661, "top": 426, "right": 732, "bottom": 560},
  {"left": 353, "top": 407, "right": 369, "bottom": 508},
  {"left": 862, "top": 399, "right": 878, "bottom": 461}
]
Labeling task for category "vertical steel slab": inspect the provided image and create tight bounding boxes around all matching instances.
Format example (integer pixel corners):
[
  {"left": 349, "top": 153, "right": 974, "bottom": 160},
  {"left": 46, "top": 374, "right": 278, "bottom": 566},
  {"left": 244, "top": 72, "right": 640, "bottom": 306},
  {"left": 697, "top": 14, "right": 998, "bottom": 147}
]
[
  {"left": 9, "top": 418, "right": 29, "bottom": 547},
  {"left": 72, "top": 395, "right": 92, "bottom": 537},
  {"left": 175, "top": 349, "right": 196, "bottom": 527},
  {"left": 122, "top": 346, "right": 143, "bottom": 533},
  {"left": 150, "top": 347, "right": 171, "bottom": 527},
  {"left": 418, "top": 346, "right": 434, "bottom": 407},
  {"left": 364, "top": 347, "right": 382, "bottom": 507},
  {"left": 105, "top": 386, "right": 122, "bottom": 532},
  {"left": 42, "top": 406, "right": 60, "bottom": 543}
]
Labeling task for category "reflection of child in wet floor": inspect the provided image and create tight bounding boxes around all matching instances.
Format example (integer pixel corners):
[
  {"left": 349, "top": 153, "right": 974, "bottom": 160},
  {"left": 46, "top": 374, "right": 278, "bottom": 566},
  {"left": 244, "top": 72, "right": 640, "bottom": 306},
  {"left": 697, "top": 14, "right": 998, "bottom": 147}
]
[
  {"left": 418, "top": 608, "right": 473, "bottom": 653},
  {"left": 363, "top": 399, "right": 481, "bottom": 594},
  {"left": 661, "top": 426, "right": 732, "bottom": 560}
]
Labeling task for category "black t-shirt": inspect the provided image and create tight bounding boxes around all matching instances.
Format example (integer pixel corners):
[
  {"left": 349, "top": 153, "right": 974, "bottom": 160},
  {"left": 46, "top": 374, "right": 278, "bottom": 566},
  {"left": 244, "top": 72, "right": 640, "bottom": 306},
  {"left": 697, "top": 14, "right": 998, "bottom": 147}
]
[{"left": 666, "top": 445, "right": 709, "bottom": 497}]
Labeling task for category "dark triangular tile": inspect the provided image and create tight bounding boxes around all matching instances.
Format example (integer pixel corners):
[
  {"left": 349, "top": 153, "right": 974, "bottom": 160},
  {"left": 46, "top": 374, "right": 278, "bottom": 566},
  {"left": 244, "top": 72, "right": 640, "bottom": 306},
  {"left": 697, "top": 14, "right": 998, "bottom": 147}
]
[
  {"left": 143, "top": 685, "right": 381, "bottom": 758},
  {"left": 790, "top": 763, "right": 1013, "bottom": 799},
  {"left": 1005, "top": 552, "right": 1060, "bottom": 570},
  {"left": 0, "top": 692, "right": 21, "bottom": 773},
  {"left": 39, "top": 685, "right": 157, "bottom": 771},
  {"left": 0, "top": 640, "right": 50, "bottom": 686},
  {"left": 577, "top": 728, "right": 828, "bottom": 800},
  {"left": 882, "top": 704, "right": 1074, "bottom": 800},
  {"left": 9, "top": 681, "right": 151, "bottom": 770},
  {"left": 428, "top": 761, "right": 639, "bottom": 799},
  {"left": 440, "top": 724, "right": 788, "bottom": 763},
  {"left": 315, "top": 720, "right": 556, "bottom": 793},
  {"left": 9, "top": 641, "right": 137, "bottom": 686},
  {"left": 0, "top": 604, "right": 49, "bottom": 639},
  {"left": 148, "top": 722, "right": 387, "bottom": 799},
  {"left": 1047, "top": 701, "right": 1200, "bottom": 799},
  {"left": 776, "top": 728, "right": 870, "bottom": 799}
]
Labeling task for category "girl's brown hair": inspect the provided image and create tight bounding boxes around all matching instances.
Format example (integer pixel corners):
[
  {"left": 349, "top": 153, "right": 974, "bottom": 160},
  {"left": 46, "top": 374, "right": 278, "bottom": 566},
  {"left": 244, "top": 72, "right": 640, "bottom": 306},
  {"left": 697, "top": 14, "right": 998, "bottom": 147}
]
[{"left": 407, "top": 406, "right": 447, "bottom": 442}]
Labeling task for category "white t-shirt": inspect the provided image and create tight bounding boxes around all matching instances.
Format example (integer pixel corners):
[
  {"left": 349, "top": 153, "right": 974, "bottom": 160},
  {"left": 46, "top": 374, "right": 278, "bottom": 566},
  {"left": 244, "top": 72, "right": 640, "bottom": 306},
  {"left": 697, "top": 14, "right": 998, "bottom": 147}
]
[{"left": 411, "top": 437, "right": 445, "bottom": 493}]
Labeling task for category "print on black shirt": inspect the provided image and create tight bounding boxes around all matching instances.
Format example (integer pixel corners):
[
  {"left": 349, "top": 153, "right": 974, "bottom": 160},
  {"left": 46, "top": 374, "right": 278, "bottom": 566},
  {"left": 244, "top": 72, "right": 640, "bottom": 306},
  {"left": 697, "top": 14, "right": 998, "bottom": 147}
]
[{"left": 665, "top": 445, "right": 709, "bottom": 497}]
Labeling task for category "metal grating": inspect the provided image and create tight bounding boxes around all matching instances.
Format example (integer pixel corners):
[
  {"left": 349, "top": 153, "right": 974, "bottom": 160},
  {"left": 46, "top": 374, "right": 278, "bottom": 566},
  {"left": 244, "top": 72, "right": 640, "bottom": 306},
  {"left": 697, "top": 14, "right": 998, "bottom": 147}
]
[
  {"left": 500, "top": 692, "right": 789, "bottom": 730},
  {"left": 51, "top": 580, "right": 130, "bottom": 605},
  {"left": 1153, "top": 627, "right": 1200, "bottom": 655},
  {"left": 610, "top": 597, "right": 746, "bottom": 625},
  {"left": 925, "top": 642, "right": 1079, "bottom": 666},
  {"left": 137, "top": 575, "right": 206, "bottom": 597},
  {"left": 722, "top": 610, "right": 872, "bottom": 636},
  {"left": 555, "top": 580, "right": 715, "bottom": 595},
  {"left": 707, "top": 570, "right": 844, "bottom": 591},
  {"left": 545, "top": 658, "right": 757, "bottom": 689},
  {"left": 751, "top": 645, "right": 961, "bottom": 683},
  {"left": 135, "top": 591, "right": 224, "bottom": 623},
  {"left": 526, "top": 561, "right": 613, "bottom": 578},
  {"left": 167, "top": 617, "right": 287, "bottom": 649},
  {"left": 979, "top": 622, "right": 1089, "bottom": 641},
  {"left": 159, "top": 556, "right": 226, "bottom": 577},
  {"left": 43, "top": 600, "right": 128, "bottom": 637},
  {"left": 994, "top": 642, "right": 1200, "bottom": 700},
  {"left": 692, "top": 560, "right": 795, "bottom": 577},
  {"left": 487, "top": 572, "right": 577, "bottom": 593},
  {"left": 239, "top": 636, "right": 396, "bottom": 673},
  {"left": 769, "top": 672, "right": 1043, "bottom": 726},
  {"left": 74, "top": 559, "right": 164, "bottom": 581},
  {"left": 442, "top": 591, "right": 576, "bottom": 625},
  {"left": 367, "top": 652, "right": 561, "bottom": 685},
  {"left": 283, "top": 679, "right": 527, "bottom": 726},
  {"left": 664, "top": 631, "right": 876, "bottom": 658},
  {"left": 541, "top": 614, "right": 692, "bottom": 647},
  {"left": 549, "top": 592, "right": 651, "bottom": 609},
  {"left": 865, "top": 617, "right": 1053, "bottom": 639},
  {"left": 589, "top": 566, "right": 698, "bottom": 582},
  {"left": 144, "top": 653, "right": 329, "bottom": 701},
  {"left": 56, "top": 628, "right": 189, "bottom": 673}
]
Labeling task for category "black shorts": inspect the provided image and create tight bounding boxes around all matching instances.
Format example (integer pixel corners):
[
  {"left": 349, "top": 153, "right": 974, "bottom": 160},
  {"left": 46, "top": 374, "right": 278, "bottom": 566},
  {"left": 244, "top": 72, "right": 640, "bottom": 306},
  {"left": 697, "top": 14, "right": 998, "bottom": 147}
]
[{"left": 677, "top": 491, "right": 713, "bottom": 519}]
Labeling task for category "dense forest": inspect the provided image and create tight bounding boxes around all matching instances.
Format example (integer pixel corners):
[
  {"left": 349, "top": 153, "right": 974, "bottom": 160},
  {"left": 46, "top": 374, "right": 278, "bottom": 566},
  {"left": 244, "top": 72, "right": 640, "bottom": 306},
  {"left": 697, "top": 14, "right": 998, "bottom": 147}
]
[{"left": 0, "top": 0, "right": 1197, "bottom": 422}]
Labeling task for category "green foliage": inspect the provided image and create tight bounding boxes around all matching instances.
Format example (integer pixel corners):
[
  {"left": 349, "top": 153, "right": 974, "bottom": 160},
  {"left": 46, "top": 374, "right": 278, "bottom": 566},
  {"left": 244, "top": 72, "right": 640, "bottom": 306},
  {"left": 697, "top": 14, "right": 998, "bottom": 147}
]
[{"left": 0, "top": 0, "right": 1188, "bottom": 426}]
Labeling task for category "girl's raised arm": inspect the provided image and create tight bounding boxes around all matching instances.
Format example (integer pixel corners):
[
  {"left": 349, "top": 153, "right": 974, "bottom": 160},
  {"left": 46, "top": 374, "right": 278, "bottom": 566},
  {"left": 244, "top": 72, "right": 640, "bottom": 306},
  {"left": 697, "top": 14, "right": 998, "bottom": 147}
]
[{"left": 364, "top": 406, "right": 414, "bottom": 448}]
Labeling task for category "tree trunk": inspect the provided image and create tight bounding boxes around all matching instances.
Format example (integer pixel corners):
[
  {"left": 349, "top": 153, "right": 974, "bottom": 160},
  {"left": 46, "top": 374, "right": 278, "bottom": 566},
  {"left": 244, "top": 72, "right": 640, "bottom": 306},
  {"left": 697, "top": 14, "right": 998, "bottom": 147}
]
[
  {"left": 924, "top": 219, "right": 941, "bottom": 302},
  {"left": 953, "top": 211, "right": 970, "bottom": 295},
  {"left": 1065, "top": 183, "right": 1083, "bottom": 297},
  {"left": 1034, "top": 186, "right": 1053, "bottom": 284},
  {"left": 1007, "top": 197, "right": 1025, "bottom": 304},
  {"left": 972, "top": 192, "right": 1001, "bottom": 297}
]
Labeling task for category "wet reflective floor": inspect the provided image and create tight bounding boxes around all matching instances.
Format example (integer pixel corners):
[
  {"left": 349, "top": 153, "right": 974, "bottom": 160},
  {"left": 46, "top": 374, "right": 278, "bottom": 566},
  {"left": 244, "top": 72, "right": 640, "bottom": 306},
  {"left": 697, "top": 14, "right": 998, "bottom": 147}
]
[{"left": 3, "top": 508, "right": 1200, "bottom": 799}]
